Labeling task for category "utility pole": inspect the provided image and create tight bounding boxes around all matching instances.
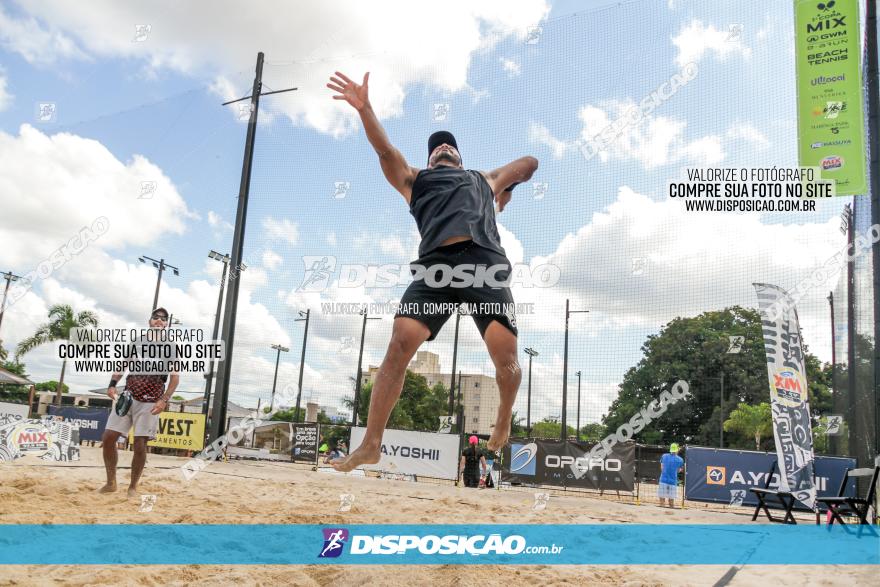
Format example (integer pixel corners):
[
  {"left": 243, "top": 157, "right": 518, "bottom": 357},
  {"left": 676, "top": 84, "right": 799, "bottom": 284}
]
[
  {"left": 524, "top": 347, "right": 539, "bottom": 436},
  {"left": 562, "top": 299, "right": 589, "bottom": 441},
  {"left": 351, "top": 309, "right": 380, "bottom": 426},
  {"left": 269, "top": 344, "right": 289, "bottom": 411},
  {"left": 208, "top": 52, "right": 297, "bottom": 444},
  {"left": 294, "top": 309, "right": 310, "bottom": 422}
]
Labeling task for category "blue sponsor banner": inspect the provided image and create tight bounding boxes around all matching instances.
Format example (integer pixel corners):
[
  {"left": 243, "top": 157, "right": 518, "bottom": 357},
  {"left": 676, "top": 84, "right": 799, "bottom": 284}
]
[
  {"left": 685, "top": 446, "right": 856, "bottom": 509},
  {"left": 47, "top": 405, "right": 109, "bottom": 442},
  {"left": 0, "top": 524, "right": 876, "bottom": 565}
]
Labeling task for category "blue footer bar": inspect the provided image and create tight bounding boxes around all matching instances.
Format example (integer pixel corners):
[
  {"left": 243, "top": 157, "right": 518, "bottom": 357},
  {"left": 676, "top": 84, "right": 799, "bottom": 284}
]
[{"left": 0, "top": 524, "right": 877, "bottom": 565}]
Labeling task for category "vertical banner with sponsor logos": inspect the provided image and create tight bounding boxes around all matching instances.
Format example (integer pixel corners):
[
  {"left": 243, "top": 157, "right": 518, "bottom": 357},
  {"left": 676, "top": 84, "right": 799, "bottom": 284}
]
[
  {"left": 503, "top": 439, "right": 635, "bottom": 491},
  {"left": 291, "top": 423, "right": 319, "bottom": 463},
  {"left": 794, "top": 0, "right": 866, "bottom": 195},
  {"left": 754, "top": 283, "right": 816, "bottom": 510}
]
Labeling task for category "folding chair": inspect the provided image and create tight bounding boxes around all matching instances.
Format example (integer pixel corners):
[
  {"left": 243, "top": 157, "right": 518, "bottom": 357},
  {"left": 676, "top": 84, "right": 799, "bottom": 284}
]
[
  {"left": 749, "top": 461, "right": 799, "bottom": 524},
  {"left": 816, "top": 466, "right": 879, "bottom": 527}
]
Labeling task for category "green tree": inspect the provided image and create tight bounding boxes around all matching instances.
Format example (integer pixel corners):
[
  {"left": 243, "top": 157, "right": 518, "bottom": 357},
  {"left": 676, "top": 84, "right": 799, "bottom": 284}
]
[
  {"left": 270, "top": 407, "right": 306, "bottom": 422},
  {"left": 601, "top": 306, "right": 829, "bottom": 448},
  {"left": 35, "top": 381, "right": 69, "bottom": 395},
  {"left": 344, "top": 372, "right": 449, "bottom": 431},
  {"left": 531, "top": 418, "right": 576, "bottom": 439},
  {"left": 16, "top": 304, "right": 98, "bottom": 406},
  {"left": 0, "top": 359, "right": 30, "bottom": 403},
  {"left": 723, "top": 402, "right": 772, "bottom": 450},
  {"left": 579, "top": 422, "right": 605, "bottom": 443},
  {"left": 510, "top": 411, "right": 526, "bottom": 437}
]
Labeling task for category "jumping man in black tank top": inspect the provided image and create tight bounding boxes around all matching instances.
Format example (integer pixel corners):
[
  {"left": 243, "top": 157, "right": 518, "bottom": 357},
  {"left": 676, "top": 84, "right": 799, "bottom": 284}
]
[{"left": 327, "top": 71, "right": 539, "bottom": 472}]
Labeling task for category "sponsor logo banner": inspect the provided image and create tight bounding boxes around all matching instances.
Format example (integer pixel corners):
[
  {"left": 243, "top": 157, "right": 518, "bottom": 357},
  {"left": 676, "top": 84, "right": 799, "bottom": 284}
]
[
  {"left": 0, "top": 524, "right": 876, "bottom": 564},
  {"left": 349, "top": 427, "right": 460, "bottom": 480},
  {"left": 502, "top": 439, "right": 635, "bottom": 491},
  {"left": 684, "top": 446, "right": 855, "bottom": 510},
  {"left": 291, "top": 423, "right": 319, "bottom": 463},
  {"left": 129, "top": 412, "right": 205, "bottom": 451},
  {"left": 795, "top": 0, "right": 866, "bottom": 195},
  {"left": 47, "top": 405, "right": 109, "bottom": 442},
  {"left": 754, "top": 283, "right": 817, "bottom": 509}
]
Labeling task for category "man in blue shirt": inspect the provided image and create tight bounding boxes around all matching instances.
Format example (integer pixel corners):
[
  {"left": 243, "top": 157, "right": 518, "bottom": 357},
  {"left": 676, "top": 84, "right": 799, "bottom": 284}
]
[{"left": 658, "top": 443, "right": 684, "bottom": 508}]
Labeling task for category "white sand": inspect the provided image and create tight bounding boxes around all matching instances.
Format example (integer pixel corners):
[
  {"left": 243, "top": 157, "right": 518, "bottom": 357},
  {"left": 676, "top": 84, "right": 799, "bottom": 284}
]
[{"left": 0, "top": 447, "right": 873, "bottom": 586}]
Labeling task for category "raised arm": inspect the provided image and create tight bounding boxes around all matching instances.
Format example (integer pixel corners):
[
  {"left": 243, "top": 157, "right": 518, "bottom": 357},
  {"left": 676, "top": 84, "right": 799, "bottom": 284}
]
[
  {"left": 327, "top": 71, "right": 418, "bottom": 202},
  {"left": 482, "top": 156, "right": 539, "bottom": 212}
]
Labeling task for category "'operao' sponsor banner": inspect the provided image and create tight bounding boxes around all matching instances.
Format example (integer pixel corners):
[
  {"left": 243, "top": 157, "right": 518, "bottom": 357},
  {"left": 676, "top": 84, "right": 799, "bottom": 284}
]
[
  {"left": 684, "top": 446, "right": 855, "bottom": 510},
  {"left": 129, "top": 412, "right": 205, "bottom": 451},
  {"left": 754, "top": 283, "right": 817, "bottom": 509},
  {"left": 291, "top": 423, "right": 319, "bottom": 463},
  {"left": 0, "top": 402, "right": 29, "bottom": 422},
  {"left": 502, "top": 439, "right": 635, "bottom": 491},
  {"left": 794, "top": 0, "right": 866, "bottom": 196},
  {"left": 48, "top": 405, "right": 109, "bottom": 442},
  {"left": 349, "top": 427, "right": 459, "bottom": 480},
  {"left": 0, "top": 524, "right": 876, "bottom": 565}
]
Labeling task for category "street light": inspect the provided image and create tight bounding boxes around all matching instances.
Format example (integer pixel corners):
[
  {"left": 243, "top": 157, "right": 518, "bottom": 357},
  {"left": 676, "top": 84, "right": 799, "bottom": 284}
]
[
  {"left": 269, "top": 343, "right": 289, "bottom": 411},
  {"left": 524, "top": 347, "right": 539, "bottom": 436},
  {"left": 352, "top": 309, "right": 381, "bottom": 426},
  {"left": 575, "top": 370, "right": 582, "bottom": 442},
  {"left": 139, "top": 255, "right": 180, "bottom": 311},
  {"left": 562, "top": 299, "right": 589, "bottom": 441},
  {"left": 294, "top": 309, "right": 310, "bottom": 422},
  {"left": 203, "top": 251, "right": 245, "bottom": 422},
  {"left": 0, "top": 271, "right": 22, "bottom": 342}
]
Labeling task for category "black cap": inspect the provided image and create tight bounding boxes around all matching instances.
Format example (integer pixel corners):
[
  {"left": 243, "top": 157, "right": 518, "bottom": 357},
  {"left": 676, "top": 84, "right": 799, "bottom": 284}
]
[
  {"left": 151, "top": 307, "right": 169, "bottom": 319},
  {"left": 428, "top": 131, "right": 459, "bottom": 162}
]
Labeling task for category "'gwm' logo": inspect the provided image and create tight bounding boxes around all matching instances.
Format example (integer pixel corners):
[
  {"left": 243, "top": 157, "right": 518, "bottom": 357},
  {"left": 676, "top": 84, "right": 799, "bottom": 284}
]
[
  {"left": 319, "top": 528, "right": 349, "bottom": 558},
  {"left": 510, "top": 443, "right": 538, "bottom": 476}
]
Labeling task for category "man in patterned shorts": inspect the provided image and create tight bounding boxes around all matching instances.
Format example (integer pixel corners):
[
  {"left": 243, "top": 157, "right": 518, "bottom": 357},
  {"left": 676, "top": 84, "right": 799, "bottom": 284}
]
[{"left": 99, "top": 307, "right": 179, "bottom": 497}]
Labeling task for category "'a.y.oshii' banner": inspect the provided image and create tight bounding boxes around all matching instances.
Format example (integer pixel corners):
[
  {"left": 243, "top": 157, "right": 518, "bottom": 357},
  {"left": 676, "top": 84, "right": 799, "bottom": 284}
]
[{"left": 753, "top": 283, "right": 816, "bottom": 509}]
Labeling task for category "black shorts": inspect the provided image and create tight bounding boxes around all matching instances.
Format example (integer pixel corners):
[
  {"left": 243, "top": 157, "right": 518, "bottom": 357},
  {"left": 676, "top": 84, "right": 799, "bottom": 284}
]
[
  {"left": 463, "top": 474, "right": 480, "bottom": 488},
  {"left": 395, "top": 240, "right": 518, "bottom": 342}
]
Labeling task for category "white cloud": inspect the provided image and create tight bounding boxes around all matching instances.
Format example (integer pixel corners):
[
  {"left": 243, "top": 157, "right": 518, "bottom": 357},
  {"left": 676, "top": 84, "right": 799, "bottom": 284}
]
[
  {"left": 262, "top": 249, "right": 283, "bottom": 271},
  {"left": 262, "top": 217, "right": 299, "bottom": 245},
  {"left": 0, "top": 124, "right": 194, "bottom": 269},
  {"left": 0, "top": 68, "right": 12, "bottom": 111},
  {"left": 726, "top": 122, "right": 770, "bottom": 150},
  {"left": 12, "top": 0, "right": 550, "bottom": 135},
  {"left": 500, "top": 57, "right": 521, "bottom": 76},
  {"left": 207, "top": 210, "right": 233, "bottom": 231},
  {"left": 0, "top": 4, "right": 87, "bottom": 65},
  {"left": 575, "top": 100, "right": 723, "bottom": 169},
  {"left": 672, "top": 19, "right": 752, "bottom": 68},
  {"left": 529, "top": 122, "right": 569, "bottom": 159}
]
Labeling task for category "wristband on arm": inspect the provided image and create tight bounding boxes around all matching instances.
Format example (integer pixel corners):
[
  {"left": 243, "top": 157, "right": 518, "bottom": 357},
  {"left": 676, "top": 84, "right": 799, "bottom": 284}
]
[
  {"left": 504, "top": 182, "right": 520, "bottom": 193},
  {"left": 109, "top": 378, "right": 118, "bottom": 388}
]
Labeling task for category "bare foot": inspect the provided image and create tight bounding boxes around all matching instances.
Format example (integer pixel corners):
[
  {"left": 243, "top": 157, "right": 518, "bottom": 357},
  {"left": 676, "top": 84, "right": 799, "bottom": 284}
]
[
  {"left": 97, "top": 483, "right": 117, "bottom": 494},
  {"left": 331, "top": 445, "right": 380, "bottom": 473},
  {"left": 487, "top": 411, "right": 512, "bottom": 452},
  {"left": 127, "top": 488, "right": 139, "bottom": 498}
]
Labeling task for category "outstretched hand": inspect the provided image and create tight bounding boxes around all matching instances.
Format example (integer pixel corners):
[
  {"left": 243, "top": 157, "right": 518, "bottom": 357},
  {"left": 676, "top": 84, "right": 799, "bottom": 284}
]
[{"left": 327, "top": 71, "right": 370, "bottom": 111}]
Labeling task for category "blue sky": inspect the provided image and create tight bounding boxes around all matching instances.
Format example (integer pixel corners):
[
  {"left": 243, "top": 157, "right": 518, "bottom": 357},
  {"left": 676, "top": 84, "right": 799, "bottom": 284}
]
[{"left": 0, "top": 0, "right": 855, "bottom": 424}]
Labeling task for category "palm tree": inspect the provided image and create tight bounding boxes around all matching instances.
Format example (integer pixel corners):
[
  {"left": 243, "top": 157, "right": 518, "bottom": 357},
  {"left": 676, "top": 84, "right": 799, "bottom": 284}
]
[
  {"left": 723, "top": 402, "right": 773, "bottom": 450},
  {"left": 16, "top": 304, "right": 98, "bottom": 405}
]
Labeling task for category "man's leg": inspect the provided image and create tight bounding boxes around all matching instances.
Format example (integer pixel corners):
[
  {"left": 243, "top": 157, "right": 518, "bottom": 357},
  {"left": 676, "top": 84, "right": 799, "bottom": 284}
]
[
  {"left": 483, "top": 320, "right": 521, "bottom": 452},
  {"left": 128, "top": 437, "right": 148, "bottom": 497},
  {"left": 99, "top": 430, "right": 122, "bottom": 493},
  {"left": 332, "top": 317, "right": 430, "bottom": 472}
]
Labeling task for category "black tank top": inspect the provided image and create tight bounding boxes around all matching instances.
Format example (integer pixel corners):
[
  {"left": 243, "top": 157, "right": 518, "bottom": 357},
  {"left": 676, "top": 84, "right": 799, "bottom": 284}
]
[{"left": 409, "top": 167, "right": 506, "bottom": 259}]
